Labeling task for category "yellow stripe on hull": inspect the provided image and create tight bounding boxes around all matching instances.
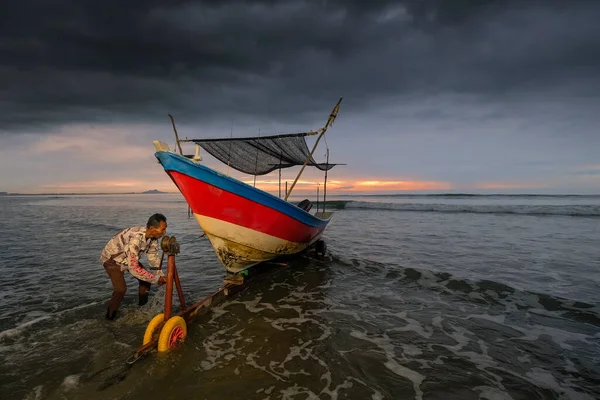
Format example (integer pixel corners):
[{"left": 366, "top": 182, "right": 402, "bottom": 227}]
[{"left": 194, "top": 214, "right": 318, "bottom": 273}]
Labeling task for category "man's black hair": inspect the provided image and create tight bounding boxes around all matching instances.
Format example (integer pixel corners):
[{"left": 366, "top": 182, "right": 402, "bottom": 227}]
[{"left": 147, "top": 213, "right": 167, "bottom": 228}]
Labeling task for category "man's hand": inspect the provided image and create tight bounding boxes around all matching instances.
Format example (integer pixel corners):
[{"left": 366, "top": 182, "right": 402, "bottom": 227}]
[{"left": 158, "top": 276, "right": 167, "bottom": 286}]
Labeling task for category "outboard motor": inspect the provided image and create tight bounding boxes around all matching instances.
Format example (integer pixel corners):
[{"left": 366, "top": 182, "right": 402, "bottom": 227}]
[{"left": 297, "top": 199, "right": 312, "bottom": 212}]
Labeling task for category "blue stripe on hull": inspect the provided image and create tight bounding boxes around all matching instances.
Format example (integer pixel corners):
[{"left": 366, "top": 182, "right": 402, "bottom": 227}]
[{"left": 155, "top": 151, "right": 329, "bottom": 229}]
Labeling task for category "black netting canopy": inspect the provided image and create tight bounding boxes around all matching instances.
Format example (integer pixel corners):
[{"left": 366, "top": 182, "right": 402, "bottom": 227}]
[{"left": 191, "top": 132, "right": 337, "bottom": 175}]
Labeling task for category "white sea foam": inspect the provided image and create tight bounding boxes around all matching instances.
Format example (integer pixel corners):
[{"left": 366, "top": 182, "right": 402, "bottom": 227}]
[
  {"left": 207, "top": 304, "right": 230, "bottom": 321},
  {"left": 245, "top": 351, "right": 288, "bottom": 382},
  {"left": 0, "top": 300, "right": 102, "bottom": 342},
  {"left": 564, "top": 358, "right": 578, "bottom": 373},
  {"left": 269, "top": 316, "right": 313, "bottom": 332},
  {"left": 401, "top": 344, "right": 422, "bottom": 357},
  {"left": 61, "top": 374, "right": 81, "bottom": 391},
  {"left": 431, "top": 311, "right": 597, "bottom": 398},
  {"left": 430, "top": 316, "right": 515, "bottom": 391},
  {"left": 318, "top": 374, "right": 353, "bottom": 400},
  {"left": 198, "top": 327, "right": 245, "bottom": 371},
  {"left": 350, "top": 330, "right": 425, "bottom": 400},
  {"left": 56, "top": 301, "right": 101, "bottom": 315},
  {"left": 23, "top": 385, "right": 44, "bottom": 400},
  {"left": 278, "top": 303, "right": 304, "bottom": 316},
  {"left": 0, "top": 315, "right": 52, "bottom": 341},
  {"left": 506, "top": 323, "right": 592, "bottom": 350},
  {"left": 473, "top": 385, "right": 514, "bottom": 400},
  {"left": 228, "top": 296, "right": 278, "bottom": 314},
  {"left": 279, "top": 384, "right": 319, "bottom": 399},
  {"left": 387, "top": 311, "right": 433, "bottom": 339},
  {"left": 465, "top": 313, "right": 506, "bottom": 325},
  {"left": 256, "top": 385, "right": 276, "bottom": 394},
  {"left": 320, "top": 306, "right": 364, "bottom": 321},
  {"left": 517, "top": 354, "right": 531, "bottom": 363},
  {"left": 526, "top": 368, "right": 595, "bottom": 400}
]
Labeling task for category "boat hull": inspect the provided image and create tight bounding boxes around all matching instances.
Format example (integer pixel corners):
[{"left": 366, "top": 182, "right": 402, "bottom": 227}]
[{"left": 155, "top": 151, "right": 332, "bottom": 272}]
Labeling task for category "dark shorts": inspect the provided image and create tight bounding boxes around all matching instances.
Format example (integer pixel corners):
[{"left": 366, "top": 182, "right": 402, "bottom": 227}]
[{"left": 104, "top": 257, "right": 152, "bottom": 313}]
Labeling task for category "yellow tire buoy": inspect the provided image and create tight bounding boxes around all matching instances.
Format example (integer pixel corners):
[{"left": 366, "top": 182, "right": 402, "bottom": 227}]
[
  {"left": 157, "top": 316, "right": 187, "bottom": 352},
  {"left": 143, "top": 313, "right": 165, "bottom": 345}
]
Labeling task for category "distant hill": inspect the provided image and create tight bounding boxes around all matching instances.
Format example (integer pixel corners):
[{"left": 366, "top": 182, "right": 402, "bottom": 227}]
[{"left": 142, "top": 189, "right": 167, "bottom": 194}]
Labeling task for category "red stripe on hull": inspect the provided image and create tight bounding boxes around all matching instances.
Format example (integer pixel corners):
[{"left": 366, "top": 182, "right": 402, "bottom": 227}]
[{"left": 170, "top": 171, "right": 324, "bottom": 243}]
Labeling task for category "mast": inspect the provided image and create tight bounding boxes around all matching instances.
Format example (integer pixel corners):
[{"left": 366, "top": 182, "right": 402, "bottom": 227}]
[
  {"left": 253, "top": 129, "right": 261, "bottom": 187},
  {"left": 278, "top": 152, "right": 282, "bottom": 198},
  {"left": 316, "top": 184, "right": 320, "bottom": 213},
  {"left": 168, "top": 114, "right": 184, "bottom": 155},
  {"left": 323, "top": 148, "right": 329, "bottom": 213},
  {"left": 284, "top": 97, "right": 342, "bottom": 201},
  {"left": 226, "top": 121, "right": 233, "bottom": 176}
]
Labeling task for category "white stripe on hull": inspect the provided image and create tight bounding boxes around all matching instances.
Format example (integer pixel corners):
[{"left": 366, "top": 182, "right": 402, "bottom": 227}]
[{"left": 194, "top": 214, "right": 323, "bottom": 273}]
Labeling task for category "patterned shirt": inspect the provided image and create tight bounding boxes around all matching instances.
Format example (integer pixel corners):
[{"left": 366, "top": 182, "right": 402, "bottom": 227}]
[{"left": 100, "top": 226, "right": 163, "bottom": 284}]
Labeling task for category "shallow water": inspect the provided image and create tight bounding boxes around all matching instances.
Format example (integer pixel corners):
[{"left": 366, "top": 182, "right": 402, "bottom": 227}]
[{"left": 0, "top": 194, "right": 599, "bottom": 399}]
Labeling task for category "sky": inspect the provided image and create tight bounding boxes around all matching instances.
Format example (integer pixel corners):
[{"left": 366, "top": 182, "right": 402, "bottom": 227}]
[{"left": 1, "top": 0, "right": 599, "bottom": 195}]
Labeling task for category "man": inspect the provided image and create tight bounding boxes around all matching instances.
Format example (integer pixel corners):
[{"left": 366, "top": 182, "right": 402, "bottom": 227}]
[{"left": 100, "top": 213, "right": 168, "bottom": 320}]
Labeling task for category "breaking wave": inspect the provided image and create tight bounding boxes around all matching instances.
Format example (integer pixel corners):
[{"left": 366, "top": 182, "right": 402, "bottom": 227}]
[
  {"left": 331, "top": 254, "right": 600, "bottom": 326},
  {"left": 341, "top": 201, "right": 600, "bottom": 217}
]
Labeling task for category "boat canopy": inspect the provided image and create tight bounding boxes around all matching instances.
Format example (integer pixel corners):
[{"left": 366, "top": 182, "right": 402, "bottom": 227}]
[{"left": 190, "top": 132, "right": 338, "bottom": 176}]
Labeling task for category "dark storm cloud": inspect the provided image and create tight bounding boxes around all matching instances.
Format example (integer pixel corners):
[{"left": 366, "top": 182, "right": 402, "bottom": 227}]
[{"left": 1, "top": 0, "right": 599, "bottom": 133}]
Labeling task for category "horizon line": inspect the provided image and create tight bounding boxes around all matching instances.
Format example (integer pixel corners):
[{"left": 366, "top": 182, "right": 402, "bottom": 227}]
[{"left": 2, "top": 191, "right": 599, "bottom": 197}]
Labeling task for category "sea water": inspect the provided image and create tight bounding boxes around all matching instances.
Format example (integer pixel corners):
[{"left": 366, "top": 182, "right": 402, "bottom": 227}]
[{"left": 0, "top": 193, "right": 599, "bottom": 399}]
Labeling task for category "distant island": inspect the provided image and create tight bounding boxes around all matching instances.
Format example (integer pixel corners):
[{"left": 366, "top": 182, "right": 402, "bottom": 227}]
[{"left": 142, "top": 189, "right": 167, "bottom": 194}]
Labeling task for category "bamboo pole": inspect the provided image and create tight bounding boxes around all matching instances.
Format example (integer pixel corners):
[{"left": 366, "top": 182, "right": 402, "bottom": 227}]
[
  {"left": 168, "top": 114, "right": 184, "bottom": 155},
  {"left": 316, "top": 184, "right": 320, "bottom": 213},
  {"left": 323, "top": 148, "right": 329, "bottom": 213},
  {"left": 253, "top": 129, "right": 260, "bottom": 187},
  {"left": 285, "top": 98, "right": 342, "bottom": 201},
  {"left": 226, "top": 121, "right": 233, "bottom": 176},
  {"left": 278, "top": 154, "right": 282, "bottom": 198}
]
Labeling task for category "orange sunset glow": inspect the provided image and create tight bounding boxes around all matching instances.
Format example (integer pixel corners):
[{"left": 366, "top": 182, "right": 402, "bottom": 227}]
[
  {"left": 240, "top": 177, "right": 453, "bottom": 194},
  {"left": 353, "top": 180, "right": 452, "bottom": 191},
  {"left": 27, "top": 175, "right": 459, "bottom": 194},
  {"left": 24, "top": 177, "right": 571, "bottom": 195},
  {"left": 475, "top": 182, "right": 549, "bottom": 190}
]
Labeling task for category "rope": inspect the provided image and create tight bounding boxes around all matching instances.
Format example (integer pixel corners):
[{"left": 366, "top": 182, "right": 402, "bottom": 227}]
[{"left": 85, "top": 360, "right": 134, "bottom": 391}]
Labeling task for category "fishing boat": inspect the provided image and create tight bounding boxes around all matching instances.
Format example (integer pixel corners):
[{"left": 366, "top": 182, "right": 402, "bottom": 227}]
[{"left": 153, "top": 99, "right": 343, "bottom": 275}]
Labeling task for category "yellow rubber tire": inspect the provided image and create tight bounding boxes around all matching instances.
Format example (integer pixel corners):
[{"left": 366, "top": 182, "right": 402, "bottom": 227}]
[
  {"left": 157, "top": 316, "right": 187, "bottom": 352},
  {"left": 143, "top": 313, "right": 165, "bottom": 345}
]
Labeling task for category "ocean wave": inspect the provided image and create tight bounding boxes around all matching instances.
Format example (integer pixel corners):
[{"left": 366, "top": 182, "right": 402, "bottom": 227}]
[
  {"left": 0, "top": 301, "right": 101, "bottom": 343},
  {"left": 343, "top": 201, "right": 600, "bottom": 217},
  {"left": 332, "top": 255, "right": 600, "bottom": 326},
  {"left": 0, "top": 315, "right": 52, "bottom": 341}
]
